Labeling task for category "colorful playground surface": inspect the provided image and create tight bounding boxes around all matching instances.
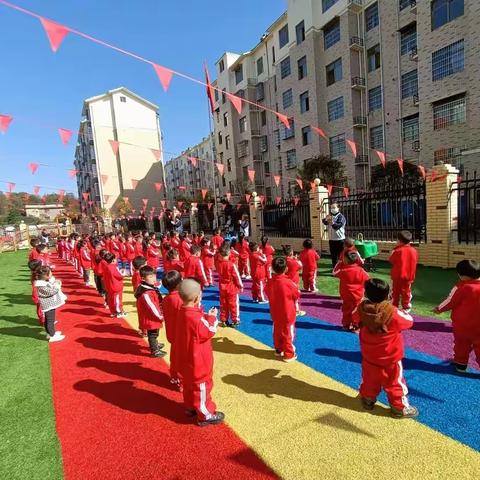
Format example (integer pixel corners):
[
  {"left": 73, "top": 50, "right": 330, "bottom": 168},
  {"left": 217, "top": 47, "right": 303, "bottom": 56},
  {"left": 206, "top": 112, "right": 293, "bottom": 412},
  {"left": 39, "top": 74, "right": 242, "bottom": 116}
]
[{"left": 1, "top": 251, "right": 479, "bottom": 480}]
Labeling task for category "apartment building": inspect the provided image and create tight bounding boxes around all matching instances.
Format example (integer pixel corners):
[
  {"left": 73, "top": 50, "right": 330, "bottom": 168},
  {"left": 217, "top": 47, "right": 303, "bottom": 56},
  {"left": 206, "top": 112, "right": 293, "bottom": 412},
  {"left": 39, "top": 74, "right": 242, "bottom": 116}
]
[
  {"left": 164, "top": 134, "right": 216, "bottom": 202},
  {"left": 212, "top": 0, "right": 478, "bottom": 195},
  {"left": 74, "top": 87, "right": 165, "bottom": 213}
]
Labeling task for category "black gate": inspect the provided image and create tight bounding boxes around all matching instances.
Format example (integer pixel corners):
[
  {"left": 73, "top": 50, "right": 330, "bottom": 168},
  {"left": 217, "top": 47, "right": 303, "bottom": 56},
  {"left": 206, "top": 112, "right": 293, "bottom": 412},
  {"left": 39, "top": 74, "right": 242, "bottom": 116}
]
[{"left": 452, "top": 171, "right": 480, "bottom": 244}]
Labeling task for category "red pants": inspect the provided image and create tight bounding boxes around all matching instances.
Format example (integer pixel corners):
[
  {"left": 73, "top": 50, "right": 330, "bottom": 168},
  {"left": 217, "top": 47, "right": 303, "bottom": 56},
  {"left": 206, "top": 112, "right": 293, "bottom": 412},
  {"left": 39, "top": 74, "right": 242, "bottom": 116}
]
[
  {"left": 238, "top": 257, "right": 250, "bottom": 276},
  {"left": 205, "top": 268, "right": 213, "bottom": 285},
  {"left": 170, "top": 343, "right": 180, "bottom": 381},
  {"left": 341, "top": 295, "right": 362, "bottom": 327},
  {"left": 251, "top": 277, "right": 266, "bottom": 302},
  {"left": 220, "top": 291, "right": 240, "bottom": 324},
  {"left": 183, "top": 378, "right": 216, "bottom": 421},
  {"left": 302, "top": 270, "right": 316, "bottom": 291},
  {"left": 453, "top": 332, "right": 480, "bottom": 367},
  {"left": 360, "top": 359, "right": 411, "bottom": 411},
  {"left": 273, "top": 321, "right": 296, "bottom": 359},
  {"left": 392, "top": 279, "right": 412, "bottom": 310},
  {"left": 108, "top": 291, "right": 123, "bottom": 314}
]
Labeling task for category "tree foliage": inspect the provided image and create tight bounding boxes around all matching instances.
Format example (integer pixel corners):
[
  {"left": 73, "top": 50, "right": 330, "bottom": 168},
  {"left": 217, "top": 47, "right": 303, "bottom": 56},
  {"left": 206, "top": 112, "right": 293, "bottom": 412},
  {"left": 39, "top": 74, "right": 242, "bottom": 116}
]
[
  {"left": 370, "top": 161, "right": 421, "bottom": 188},
  {"left": 297, "top": 155, "right": 348, "bottom": 188}
]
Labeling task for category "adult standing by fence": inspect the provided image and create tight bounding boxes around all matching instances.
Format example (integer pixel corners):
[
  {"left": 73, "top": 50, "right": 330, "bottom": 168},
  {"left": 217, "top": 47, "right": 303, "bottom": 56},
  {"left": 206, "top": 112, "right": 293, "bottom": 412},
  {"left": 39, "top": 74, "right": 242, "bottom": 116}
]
[
  {"left": 239, "top": 214, "right": 250, "bottom": 238},
  {"left": 322, "top": 203, "right": 346, "bottom": 269}
]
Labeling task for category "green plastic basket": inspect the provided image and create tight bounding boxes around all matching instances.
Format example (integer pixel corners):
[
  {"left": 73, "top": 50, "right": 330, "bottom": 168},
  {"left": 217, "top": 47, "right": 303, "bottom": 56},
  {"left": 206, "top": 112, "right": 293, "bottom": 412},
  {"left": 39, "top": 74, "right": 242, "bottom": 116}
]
[{"left": 354, "top": 234, "right": 379, "bottom": 259}]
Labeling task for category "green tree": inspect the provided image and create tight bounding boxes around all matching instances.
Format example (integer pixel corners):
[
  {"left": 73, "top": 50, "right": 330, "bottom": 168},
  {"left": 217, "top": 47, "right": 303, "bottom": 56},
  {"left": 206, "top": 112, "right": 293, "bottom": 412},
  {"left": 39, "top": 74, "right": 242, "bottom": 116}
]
[
  {"left": 297, "top": 155, "right": 348, "bottom": 188},
  {"left": 370, "top": 161, "right": 421, "bottom": 188}
]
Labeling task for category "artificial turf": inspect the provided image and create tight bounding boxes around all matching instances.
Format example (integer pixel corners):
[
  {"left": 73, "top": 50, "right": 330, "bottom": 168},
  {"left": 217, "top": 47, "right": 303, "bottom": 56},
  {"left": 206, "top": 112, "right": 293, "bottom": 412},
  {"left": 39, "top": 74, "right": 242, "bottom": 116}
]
[{"left": 0, "top": 251, "right": 63, "bottom": 480}]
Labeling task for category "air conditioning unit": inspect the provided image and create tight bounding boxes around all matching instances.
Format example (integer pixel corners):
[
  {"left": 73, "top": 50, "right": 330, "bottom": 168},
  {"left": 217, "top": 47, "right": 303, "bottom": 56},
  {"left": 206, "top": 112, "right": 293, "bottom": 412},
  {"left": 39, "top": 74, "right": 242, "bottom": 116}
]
[{"left": 412, "top": 140, "right": 420, "bottom": 152}]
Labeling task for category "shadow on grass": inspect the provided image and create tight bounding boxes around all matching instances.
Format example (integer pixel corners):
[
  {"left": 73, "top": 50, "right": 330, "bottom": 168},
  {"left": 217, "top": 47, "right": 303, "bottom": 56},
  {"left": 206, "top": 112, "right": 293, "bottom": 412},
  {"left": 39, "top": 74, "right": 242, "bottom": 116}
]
[
  {"left": 0, "top": 293, "right": 35, "bottom": 306},
  {"left": 0, "top": 325, "right": 44, "bottom": 340}
]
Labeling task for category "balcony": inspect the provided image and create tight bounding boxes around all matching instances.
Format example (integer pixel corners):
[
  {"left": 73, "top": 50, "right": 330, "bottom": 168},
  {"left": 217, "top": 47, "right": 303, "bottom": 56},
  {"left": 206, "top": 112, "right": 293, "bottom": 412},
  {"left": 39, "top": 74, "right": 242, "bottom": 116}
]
[
  {"left": 349, "top": 36, "right": 364, "bottom": 51},
  {"left": 413, "top": 94, "right": 419, "bottom": 106},
  {"left": 250, "top": 129, "right": 262, "bottom": 137},
  {"left": 412, "top": 140, "right": 420, "bottom": 152},
  {"left": 355, "top": 155, "right": 369, "bottom": 165},
  {"left": 347, "top": 0, "right": 362, "bottom": 12},
  {"left": 410, "top": 0, "right": 417, "bottom": 13},
  {"left": 351, "top": 76, "right": 366, "bottom": 89},
  {"left": 353, "top": 116, "right": 367, "bottom": 127},
  {"left": 409, "top": 46, "right": 418, "bottom": 61}
]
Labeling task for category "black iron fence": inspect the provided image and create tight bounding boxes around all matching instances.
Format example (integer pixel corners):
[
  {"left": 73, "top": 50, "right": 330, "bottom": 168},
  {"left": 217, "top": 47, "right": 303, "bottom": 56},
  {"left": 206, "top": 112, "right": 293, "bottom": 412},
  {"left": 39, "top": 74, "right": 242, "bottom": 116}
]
[
  {"left": 452, "top": 171, "right": 480, "bottom": 244},
  {"left": 262, "top": 194, "right": 311, "bottom": 238},
  {"left": 330, "top": 180, "right": 427, "bottom": 243}
]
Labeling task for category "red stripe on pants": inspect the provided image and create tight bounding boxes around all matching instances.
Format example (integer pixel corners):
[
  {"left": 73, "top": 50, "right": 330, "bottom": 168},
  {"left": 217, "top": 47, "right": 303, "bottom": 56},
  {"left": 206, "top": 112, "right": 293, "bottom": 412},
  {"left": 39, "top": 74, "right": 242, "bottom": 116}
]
[
  {"left": 183, "top": 378, "right": 216, "bottom": 421},
  {"left": 108, "top": 291, "right": 123, "bottom": 314}
]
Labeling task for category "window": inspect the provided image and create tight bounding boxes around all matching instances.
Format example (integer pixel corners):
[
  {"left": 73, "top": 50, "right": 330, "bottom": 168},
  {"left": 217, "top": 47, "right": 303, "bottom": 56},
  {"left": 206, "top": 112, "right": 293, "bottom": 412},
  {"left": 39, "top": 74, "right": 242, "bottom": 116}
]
[
  {"left": 234, "top": 65, "right": 243, "bottom": 84},
  {"left": 329, "top": 134, "right": 346, "bottom": 158},
  {"left": 370, "top": 125, "right": 384, "bottom": 150},
  {"left": 433, "top": 94, "right": 466, "bottom": 129},
  {"left": 283, "top": 120, "right": 295, "bottom": 140},
  {"left": 222, "top": 176, "right": 226, "bottom": 187},
  {"left": 215, "top": 110, "right": 220, "bottom": 123},
  {"left": 365, "top": 2, "right": 379, "bottom": 31},
  {"left": 434, "top": 146, "right": 463, "bottom": 164},
  {"left": 298, "top": 56, "right": 307, "bottom": 79},
  {"left": 402, "top": 114, "right": 419, "bottom": 141},
  {"left": 280, "top": 57, "right": 291, "bottom": 78},
  {"left": 239, "top": 116, "right": 247, "bottom": 133},
  {"left": 367, "top": 44, "right": 381, "bottom": 72},
  {"left": 223, "top": 112, "right": 228, "bottom": 127},
  {"left": 324, "top": 19, "right": 340, "bottom": 49},
  {"left": 328, "top": 96, "right": 344, "bottom": 121},
  {"left": 432, "top": 40, "right": 464, "bottom": 81},
  {"left": 260, "top": 136, "right": 268, "bottom": 152},
  {"left": 214, "top": 89, "right": 219, "bottom": 102},
  {"left": 279, "top": 25, "right": 289, "bottom": 48},
  {"left": 296, "top": 21, "right": 305, "bottom": 44},
  {"left": 274, "top": 129, "right": 280, "bottom": 147},
  {"left": 256, "top": 82, "right": 265, "bottom": 101},
  {"left": 286, "top": 149, "right": 297, "bottom": 169},
  {"left": 432, "top": 0, "right": 464, "bottom": 30},
  {"left": 227, "top": 159, "right": 232, "bottom": 172},
  {"left": 120, "top": 96, "right": 126, "bottom": 103},
  {"left": 326, "top": 58, "right": 342, "bottom": 86},
  {"left": 322, "top": 0, "right": 339, "bottom": 13},
  {"left": 272, "top": 46, "right": 276, "bottom": 64},
  {"left": 300, "top": 91, "right": 310, "bottom": 113},
  {"left": 219, "top": 152, "right": 224, "bottom": 163},
  {"left": 264, "top": 162, "right": 270, "bottom": 175},
  {"left": 282, "top": 89, "right": 293, "bottom": 109},
  {"left": 399, "top": 0, "right": 412, "bottom": 10},
  {"left": 401, "top": 69, "right": 418, "bottom": 98},
  {"left": 257, "top": 57, "right": 264, "bottom": 76},
  {"left": 237, "top": 140, "right": 249, "bottom": 158},
  {"left": 400, "top": 23, "right": 417, "bottom": 55},
  {"left": 222, "top": 89, "right": 226, "bottom": 104},
  {"left": 219, "top": 60, "right": 225, "bottom": 73},
  {"left": 218, "top": 132, "right": 223, "bottom": 145},
  {"left": 368, "top": 86, "right": 382, "bottom": 111},
  {"left": 302, "top": 126, "right": 312, "bottom": 146},
  {"left": 225, "top": 135, "right": 230, "bottom": 150},
  {"left": 261, "top": 110, "right": 267, "bottom": 126}
]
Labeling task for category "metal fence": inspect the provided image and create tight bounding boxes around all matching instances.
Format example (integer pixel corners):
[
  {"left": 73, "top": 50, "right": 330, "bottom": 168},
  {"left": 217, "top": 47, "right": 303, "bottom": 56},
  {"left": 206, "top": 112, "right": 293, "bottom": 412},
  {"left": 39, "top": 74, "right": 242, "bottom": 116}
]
[
  {"left": 452, "top": 171, "right": 480, "bottom": 244},
  {"left": 330, "top": 180, "right": 427, "bottom": 243},
  {"left": 262, "top": 194, "right": 311, "bottom": 238}
]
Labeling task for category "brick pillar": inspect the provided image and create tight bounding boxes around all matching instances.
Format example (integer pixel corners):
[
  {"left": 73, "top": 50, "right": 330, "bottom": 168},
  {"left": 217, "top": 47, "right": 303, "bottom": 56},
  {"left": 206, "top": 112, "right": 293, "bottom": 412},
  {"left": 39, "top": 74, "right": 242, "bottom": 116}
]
[
  {"left": 418, "top": 163, "right": 459, "bottom": 268},
  {"left": 309, "top": 184, "right": 329, "bottom": 253},
  {"left": 248, "top": 194, "right": 262, "bottom": 242}
]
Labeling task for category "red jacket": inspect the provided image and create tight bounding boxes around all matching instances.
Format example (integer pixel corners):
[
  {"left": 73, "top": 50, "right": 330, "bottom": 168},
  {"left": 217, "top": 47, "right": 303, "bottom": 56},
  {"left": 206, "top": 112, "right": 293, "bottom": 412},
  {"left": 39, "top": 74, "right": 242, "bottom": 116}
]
[
  {"left": 334, "top": 263, "right": 369, "bottom": 302},
  {"left": 211, "top": 234, "right": 223, "bottom": 250},
  {"left": 104, "top": 239, "right": 112, "bottom": 253},
  {"left": 171, "top": 237, "right": 181, "bottom": 250},
  {"left": 337, "top": 246, "right": 364, "bottom": 267},
  {"left": 237, "top": 240, "right": 250, "bottom": 259},
  {"left": 217, "top": 258, "right": 243, "bottom": 294},
  {"left": 437, "top": 279, "right": 480, "bottom": 336},
  {"left": 162, "top": 290, "right": 183, "bottom": 344},
  {"left": 229, "top": 248, "right": 239, "bottom": 266},
  {"left": 389, "top": 244, "right": 418, "bottom": 282},
  {"left": 126, "top": 242, "right": 136, "bottom": 261},
  {"left": 146, "top": 245, "right": 161, "bottom": 268},
  {"left": 286, "top": 256, "right": 302, "bottom": 284},
  {"left": 177, "top": 306, "right": 218, "bottom": 382},
  {"left": 262, "top": 244, "right": 275, "bottom": 266},
  {"left": 132, "top": 270, "right": 142, "bottom": 291},
  {"left": 103, "top": 263, "right": 124, "bottom": 293},
  {"left": 31, "top": 282, "right": 39, "bottom": 304},
  {"left": 119, "top": 243, "right": 128, "bottom": 261},
  {"left": 165, "top": 259, "right": 184, "bottom": 276},
  {"left": 80, "top": 246, "right": 92, "bottom": 269},
  {"left": 29, "top": 249, "right": 41, "bottom": 262},
  {"left": 179, "top": 240, "right": 192, "bottom": 262},
  {"left": 135, "top": 284, "right": 164, "bottom": 331},
  {"left": 183, "top": 256, "right": 208, "bottom": 287},
  {"left": 265, "top": 274, "right": 299, "bottom": 325},
  {"left": 250, "top": 251, "right": 267, "bottom": 280},
  {"left": 110, "top": 240, "right": 121, "bottom": 256},
  {"left": 39, "top": 252, "right": 51, "bottom": 267},
  {"left": 201, "top": 246, "right": 215, "bottom": 269},
  {"left": 299, "top": 249, "right": 319, "bottom": 272},
  {"left": 134, "top": 242, "right": 144, "bottom": 257}
]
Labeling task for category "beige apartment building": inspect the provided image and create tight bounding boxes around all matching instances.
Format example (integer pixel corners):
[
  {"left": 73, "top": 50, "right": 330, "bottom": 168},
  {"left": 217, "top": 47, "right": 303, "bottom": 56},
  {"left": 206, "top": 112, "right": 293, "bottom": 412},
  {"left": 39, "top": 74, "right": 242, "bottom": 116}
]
[
  {"left": 164, "top": 134, "right": 216, "bottom": 202},
  {"left": 74, "top": 87, "right": 166, "bottom": 214},
  {"left": 212, "top": 0, "right": 478, "bottom": 196}
]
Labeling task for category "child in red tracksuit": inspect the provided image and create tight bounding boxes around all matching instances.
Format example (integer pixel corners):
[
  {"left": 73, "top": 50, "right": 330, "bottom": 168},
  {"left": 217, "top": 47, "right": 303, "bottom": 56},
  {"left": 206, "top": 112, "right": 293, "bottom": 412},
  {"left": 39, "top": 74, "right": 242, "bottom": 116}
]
[
  {"left": 229, "top": 239, "right": 240, "bottom": 266},
  {"left": 134, "top": 236, "right": 144, "bottom": 257},
  {"left": 389, "top": 230, "right": 418, "bottom": 312},
  {"left": 265, "top": 257, "right": 300, "bottom": 362},
  {"left": 162, "top": 270, "right": 183, "bottom": 388},
  {"left": 237, "top": 233, "right": 251, "bottom": 278},
  {"left": 334, "top": 251, "right": 369, "bottom": 331},
  {"left": 299, "top": 239, "right": 320, "bottom": 293},
  {"left": 28, "top": 259, "right": 44, "bottom": 325},
  {"left": 261, "top": 236, "right": 275, "bottom": 279},
  {"left": 183, "top": 245, "right": 208, "bottom": 288},
  {"left": 102, "top": 252, "right": 127, "bottom": 318},
  {"left": 336, "top": 237, "right": 364, "bottom": 269},
  {"left": 217, "top": 243, "right": 243, "bottom": 327},
  {"left": 28, "top": 239, "right": 40, "bottom": 261},
  {"left": 78, "top": 240, "right": 92, "bottom": 287},
  {"left": 353, "top": 278, "right": 417, "bottom": 418},
  {"left": 177, "top": 279, "right": 224, "bottom": 427},
  {"left": 134, "top": 265, "right": 167, "bottom": 358},
  {"left": 433, "top": 259, "right": 480, "bottom": 372},
  {"left": 284, "top": 245, "right": 305, "bottom": 316},
  {"left": 165, "top": 248, "right": 184, "bottom": 277},
  {"left": 200, "top": 238, "right": 215, "bottom": 287},
  {"left": 132, "top": 256, "right": 147, "bottom": 336},
  {"left": 146, "top": 238, "right": 161, "bottom": 271},
  {"left": 211, "top": 229, "right": 224, "bottom": 251},
  {"left": 249, "top": 242, "right": 267, "bottom": 303}
]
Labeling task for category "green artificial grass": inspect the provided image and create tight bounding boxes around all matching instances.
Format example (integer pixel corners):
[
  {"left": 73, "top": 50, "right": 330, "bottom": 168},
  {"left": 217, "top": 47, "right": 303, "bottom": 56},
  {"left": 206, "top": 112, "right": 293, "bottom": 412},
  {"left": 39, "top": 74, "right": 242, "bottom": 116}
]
[
  {"left": 314, "top": 257, "right": 458, "bottom": 319},
  {"left": 0, "top": 251, "right": 63, "bottom": 480}
]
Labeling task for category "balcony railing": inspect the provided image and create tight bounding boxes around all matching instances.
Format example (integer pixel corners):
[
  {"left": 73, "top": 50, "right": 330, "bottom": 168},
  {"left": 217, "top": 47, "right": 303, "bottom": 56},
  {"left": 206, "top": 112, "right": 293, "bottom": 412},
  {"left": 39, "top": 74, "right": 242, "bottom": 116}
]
[
  {"left": 409, "top": 46, "right": 418, "bottom": 60},
  {"left": 347, "top": 0, "right": 363, "bottom": 11},
  {"left": 353, "top": 116, "right": 367, "bottom": 127},
  {"left": 351, "top": 76, "right": 366, "bottom": 89},
  {"left": 355, "top": 155, "right": 369, "bottom": 165},
  {"left": 349, "top": 36, "right": 364, "bottom": 50},
  {"left": 412, "top": 140, "right": 420, "bottom": 152},
  {"left": 410, "top": 0, "right": 417, "bottom": 12},
  {"left": 413, "top": 94, "right": 419, "bottom": 106}
]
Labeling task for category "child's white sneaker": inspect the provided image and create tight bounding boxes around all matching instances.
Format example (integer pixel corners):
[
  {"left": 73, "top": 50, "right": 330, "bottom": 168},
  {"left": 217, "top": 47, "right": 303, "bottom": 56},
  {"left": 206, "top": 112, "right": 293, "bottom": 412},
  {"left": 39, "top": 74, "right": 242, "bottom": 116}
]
[{"left": 49, "top": 333, "right": 65, "bottom": 343}]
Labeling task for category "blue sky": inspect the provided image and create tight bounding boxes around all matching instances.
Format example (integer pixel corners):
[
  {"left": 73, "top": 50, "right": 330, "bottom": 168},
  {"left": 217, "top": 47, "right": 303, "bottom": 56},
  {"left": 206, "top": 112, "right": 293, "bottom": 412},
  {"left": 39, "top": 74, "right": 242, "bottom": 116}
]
[{"left": 0, "top": 0, "right": 286, "bottom": 195}]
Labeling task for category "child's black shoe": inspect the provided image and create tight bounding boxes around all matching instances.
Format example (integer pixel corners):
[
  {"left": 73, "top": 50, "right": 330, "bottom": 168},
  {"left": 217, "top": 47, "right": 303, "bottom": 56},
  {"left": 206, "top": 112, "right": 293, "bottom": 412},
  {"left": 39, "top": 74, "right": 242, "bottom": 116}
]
[
  {"left": 151, "top": 349, "right": 167, "bottom": 358},
  {"left": 390, "top": 405, "right": 419, "bottom": 418},
  {"left": 197, "top": 411, "right": 225, "bottom": 427},
  {"left": 360, "top": 396, "right": 376, "bottom": 410},
  {"left": 451, "top": 362, "right": 467, "bottom": 372}
]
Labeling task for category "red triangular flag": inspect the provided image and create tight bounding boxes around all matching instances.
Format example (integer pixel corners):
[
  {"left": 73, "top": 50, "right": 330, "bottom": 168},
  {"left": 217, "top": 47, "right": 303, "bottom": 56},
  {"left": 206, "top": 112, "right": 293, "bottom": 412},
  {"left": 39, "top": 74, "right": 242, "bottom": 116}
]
[
  {"left": 245, "top": 193, "right": 251, "bottom": 203},
  {"left": 296, "top": 178, "right": 303, "bottom": 190},
  {"left": 100, "top": 175, "right": 108, "bottom": 185},
  {"left": 82, "top": 192, "right": 89, "bottom": 201},
  {"left": 109, "top": 140, "right": 119, "bottom": 155},
  {"left": 430, "top": 170, "right": 437, "bottom": 183},
  {"left": 68, "top": 169, "right": 77, "bottom": 178},
  {"left": 131, "top": 179, "right": 139, "bottom": 190},
  {"left": 152, "top": 63, "right": 174, "bottom": 92},
  {"left": 418, "top": 165, "right": 426, "bottom": 179},
  {"left": 247, "top": 169, "right": 255, "bottom": 183},
  {"left": 179, "top": 186, "right": 186, "bottom": 191},
  {"left": 293, "top": 196, "right": 300, "bottom": 206},
  {"left": 28, "top": 162, "right": 39, "bottom": 174},
  {"left": 225, "top": 192, "right": 232, "bottom": 201},
  {"left": 346, "top": 139, "right": 357, "bottom": 157},
  {"left": 201, "top": 189, "right": 208, "bottom": 200},
  {"left": 154, "top": 182, "right": 163, "bottom": 192},
  {"left": 33, "top": 186, "right": 40, "bottom": 195},
  {"left": 0, "top": 114, "right": 13, "bottom": 133},
  {"left": 160, "top": 200, "right": 166, "bottom": 208},
  {"left": 343, "top": 187, "right": 350, "bottom": 198},
  {"left": 142, "top": 198, "right": 148, "bottom": 207},
  {"left": 273, "top": 175, "right": 281, "bottom": 187},
  {"left": 4, "top": 192, "right": 11, "bottom": 200},
  {"left": 204, "top": 63, "right": 215, "bottom": 115},
  {"left": 177, "top": 201, "right": 184, "bottom": 209},
  {"left": 151, "top": 148, "right": 161, "bottom": 161},
  {"left": 276, "top": 112, "right": 290, "bottom": 129},
  {"left": 58, "top": 128, "right": 73, "bottom": 145},
  {"left": 88, "top": 200, "right": 94, "bottom": 207},
  {"left": 236, "top": 204, "right": 242, "bottom": 210},
  {"left": 7, "top": 182, "right": 15, "bottom": 192},
  {"left": 375, "top": 150, "right": 386, "bottom": 168},
  {"left": 23, "top": 193, "right": 30, "bottom": 203},
  {"left": 207, "top": 202, "right": 213, "bottom": 210},
  {"left": 187, "top": 156, "right": 198, "bottom": 167},
  {"left": 39, "top": 18, "right": 70, "bottom": 52},
  {"left": 259, "top": 195, "right": 265, "bottom": 206},
  {"left": 122, "top": 197, "right": 129, "bottom": 204},
  {"left": 312, "top": 126, "right": 327, "bottom": 139},
  {"left": 58, "top": 189, "right": 65, "bottom": 202},
  {"left": 216, "top": 163, "right": 225, "bottom": 176},
  {"left": 397, "top": 158, "right": 404, "bottom": 176},
  {"left": 226, "top": 92, "right": 243, "bottom": 114},
  {"left": 275, "top": 196, "right": 281, "bottom": 205},
  {"left": 327, "top": 184, "right": 333, "bottom": 196}
]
